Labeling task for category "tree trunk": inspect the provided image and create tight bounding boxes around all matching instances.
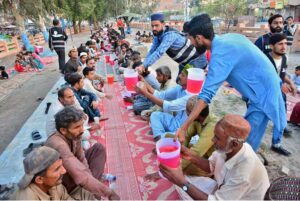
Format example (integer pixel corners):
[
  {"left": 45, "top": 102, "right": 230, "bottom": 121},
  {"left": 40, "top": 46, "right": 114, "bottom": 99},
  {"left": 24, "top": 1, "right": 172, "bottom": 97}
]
[
  {"left": 38, "top": 15, "right": 49, "bottom": 41},
  {"left": 10, "top": 3, "right": 25, "bottom": 33},
  {"left": 93, "top": 14, "right": 98, "bottom": 30},
  {"left": 226, "top": 20, "right": 231, "bottom": 33},
  {"left": 97, "top": 21, "right": 100, "bottom": 30},
  {"left": 73, "top": 19, "right": 78, "bottom": 34},
  {"left": 78, "top": 20, "right": 82, "bottom": 33},
  {"left": 10, "top": 2, "right": 33, "bottom": 50}
]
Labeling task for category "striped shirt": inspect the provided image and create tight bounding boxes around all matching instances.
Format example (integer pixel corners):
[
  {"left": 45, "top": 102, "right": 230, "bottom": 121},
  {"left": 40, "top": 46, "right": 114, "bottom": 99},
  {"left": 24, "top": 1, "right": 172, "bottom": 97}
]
[
  {"left": 143, "top": 31, "right": 186, "bottom": 68},
  {"left": 49, "top": 26, "right": 68, "bottom": 51},
  {"left": 284, "top": 24, "right": 298, "bottom": 46}
]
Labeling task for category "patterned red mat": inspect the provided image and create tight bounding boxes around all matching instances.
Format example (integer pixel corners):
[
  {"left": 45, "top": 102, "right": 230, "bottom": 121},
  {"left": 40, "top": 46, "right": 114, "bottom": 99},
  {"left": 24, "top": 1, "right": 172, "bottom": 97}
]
[
  {"left": 287, "top": 93, "right": 300, "bottom": 120},
  {"left": 89, "top": 82, "right": 180, "bottom": 200}
]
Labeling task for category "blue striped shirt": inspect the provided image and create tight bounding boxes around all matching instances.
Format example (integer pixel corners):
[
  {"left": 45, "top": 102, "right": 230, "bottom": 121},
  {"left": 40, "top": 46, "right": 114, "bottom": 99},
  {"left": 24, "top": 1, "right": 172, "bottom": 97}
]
[{"left": 143, "top": 30, "right": 186, "bottom": 68}]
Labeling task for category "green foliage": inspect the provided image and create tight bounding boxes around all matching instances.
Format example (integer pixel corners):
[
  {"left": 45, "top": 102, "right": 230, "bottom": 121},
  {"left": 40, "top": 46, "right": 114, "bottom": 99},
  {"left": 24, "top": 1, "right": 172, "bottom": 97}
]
[
  {"left": 0, "top": 0, "right": 159, "bottom": 32},
  {"left": 200, "top": 0, "right": 249, "bottom": 22}
]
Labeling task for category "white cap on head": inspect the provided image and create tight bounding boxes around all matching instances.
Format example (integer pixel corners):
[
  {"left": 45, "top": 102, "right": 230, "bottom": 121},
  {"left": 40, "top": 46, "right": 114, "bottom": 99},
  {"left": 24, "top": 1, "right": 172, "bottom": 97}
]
[{"left": 80, "top": 52, "right": 87, "bottom": 57}]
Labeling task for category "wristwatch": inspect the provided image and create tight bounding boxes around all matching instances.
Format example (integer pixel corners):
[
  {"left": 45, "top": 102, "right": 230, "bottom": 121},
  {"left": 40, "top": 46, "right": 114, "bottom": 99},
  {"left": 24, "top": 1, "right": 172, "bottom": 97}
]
[{"left": 182, "top": 181, "right": 191, "bottom": 192}]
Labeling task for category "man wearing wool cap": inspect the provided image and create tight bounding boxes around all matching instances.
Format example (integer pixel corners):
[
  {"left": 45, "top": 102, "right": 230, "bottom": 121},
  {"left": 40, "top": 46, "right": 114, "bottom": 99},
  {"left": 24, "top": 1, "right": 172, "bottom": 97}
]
[
  {"left": 160, "top": 114, "right": 270, "bottom": 200},
  {"left": 12, "top": 146, "right": 75, "bottom": 200}
]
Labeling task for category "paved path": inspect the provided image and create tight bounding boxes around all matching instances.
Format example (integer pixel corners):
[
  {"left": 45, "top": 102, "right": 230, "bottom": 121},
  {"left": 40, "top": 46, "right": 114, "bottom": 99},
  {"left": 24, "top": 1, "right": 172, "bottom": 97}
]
[{"left": 0, "top": 32, "right": 90, "bottom": 154}]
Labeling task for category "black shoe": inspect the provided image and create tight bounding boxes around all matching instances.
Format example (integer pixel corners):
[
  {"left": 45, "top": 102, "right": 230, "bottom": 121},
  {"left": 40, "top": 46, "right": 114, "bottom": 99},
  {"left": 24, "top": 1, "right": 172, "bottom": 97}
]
[
  {"left": 283, "top": 128, "right": 292, "bottom": 137},
  {"left": 271, "top": 145, "right": 291, "bottom": 156}
]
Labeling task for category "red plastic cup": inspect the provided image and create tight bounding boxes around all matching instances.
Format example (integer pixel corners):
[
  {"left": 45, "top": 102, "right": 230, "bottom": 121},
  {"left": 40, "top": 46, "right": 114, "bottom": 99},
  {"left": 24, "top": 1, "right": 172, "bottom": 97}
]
[
  {"left": 186, "top": 68, "right": 205, "bottom": 95},
  {"left": 124, "top": 69, "right": 138, "bottom": 93},
  {"left": 156, "top": 138, "right": 181, "bottom": 179},
  {"left": 105, "top": 55, "right": 110, "bottom": 63},
  {"left": 156, "top": 138, "right": 181, "bottom": 168},
  {"left": 107, "top": 74, "right": 114, "bottom": 84},
  {"left": 109, "top": 60, "right": 115, "bottom": 66}
]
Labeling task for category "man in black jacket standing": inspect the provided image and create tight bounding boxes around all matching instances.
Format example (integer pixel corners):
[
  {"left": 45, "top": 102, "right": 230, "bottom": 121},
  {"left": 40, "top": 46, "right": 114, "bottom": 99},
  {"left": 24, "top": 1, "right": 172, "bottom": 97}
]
[
  {"left": 266, "top": 33, "right": 297, "bottom": 154},
  {"left": 49, "top": 19, "right": 68, "bottom": 74}
]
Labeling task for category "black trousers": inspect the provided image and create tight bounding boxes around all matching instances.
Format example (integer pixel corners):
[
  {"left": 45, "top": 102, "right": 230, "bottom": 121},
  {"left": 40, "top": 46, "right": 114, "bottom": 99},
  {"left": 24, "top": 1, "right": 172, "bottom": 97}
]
[
  {"left": 119, "top": 27, "right": 125, "bottom": 39},
  {"left": 55, "top": 49, "right": 66, "bottom": 73}
]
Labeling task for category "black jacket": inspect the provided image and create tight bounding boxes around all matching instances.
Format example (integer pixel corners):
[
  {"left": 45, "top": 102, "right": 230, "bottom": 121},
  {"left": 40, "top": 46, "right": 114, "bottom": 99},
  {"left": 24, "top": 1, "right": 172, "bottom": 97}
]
[{"left": 48, "top": 26, "right": 68, "bottom": 51}]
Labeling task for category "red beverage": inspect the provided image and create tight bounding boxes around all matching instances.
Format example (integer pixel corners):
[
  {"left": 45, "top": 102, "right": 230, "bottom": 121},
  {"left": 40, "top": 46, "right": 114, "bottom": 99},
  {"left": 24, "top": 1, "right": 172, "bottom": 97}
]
[
  {"left": 157, "top": 145, "right": 180, "bottom": 168},
  {"left": 109, "top": 60, "right": 115, "bottom": 66},
  {"left": 159, "top": 145, "right": 178, "bottom": 153},
  {"left": 125, "top": 77, "right": 138, "bottom": 92},
  {"left": 107, "top": 74, "right": 114, "bottom": 84},
  {"left": 187, "top": 79, "right": 203, "bottom": 94},
  {"left": 105, "top": 55, "right": 110, "bottom": 63}
]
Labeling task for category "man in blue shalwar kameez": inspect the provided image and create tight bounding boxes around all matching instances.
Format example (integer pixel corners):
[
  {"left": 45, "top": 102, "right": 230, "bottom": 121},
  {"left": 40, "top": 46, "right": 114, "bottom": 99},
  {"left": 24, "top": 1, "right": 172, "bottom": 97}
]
[{"left": 176, "top": 14, "right": 290, "bottom": 156}]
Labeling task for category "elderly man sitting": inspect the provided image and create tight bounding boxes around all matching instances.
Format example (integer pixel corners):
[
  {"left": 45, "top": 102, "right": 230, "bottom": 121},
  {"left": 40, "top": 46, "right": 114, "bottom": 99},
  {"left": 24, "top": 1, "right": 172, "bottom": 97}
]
[
  {"left": 136, "top": 65, "right": 193, "bottom": 141},
  {"left": 160, "top": 114, "right": 270, "bottom": 200},
  {"left": 146, "top": 96, "right": 217, "bottom": 181},
  {"left": 13, "top": 146, "right": 74, "bottom": 200}
]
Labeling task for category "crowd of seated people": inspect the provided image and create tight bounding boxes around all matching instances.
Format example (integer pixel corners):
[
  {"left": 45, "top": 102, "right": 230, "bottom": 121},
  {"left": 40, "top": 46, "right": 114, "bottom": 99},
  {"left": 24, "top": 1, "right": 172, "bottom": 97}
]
[
  {"left": 135, "top": 30, "right": 152, "bottom": 43},
  {"left": 11, "top": 17, "right": 300, "bottom": 201},
  {"left": 14, "top": 50, "right": 44, "bottom": 73},
  {"left": 13, "top": 26, "right": 129, "bottom": 200}
]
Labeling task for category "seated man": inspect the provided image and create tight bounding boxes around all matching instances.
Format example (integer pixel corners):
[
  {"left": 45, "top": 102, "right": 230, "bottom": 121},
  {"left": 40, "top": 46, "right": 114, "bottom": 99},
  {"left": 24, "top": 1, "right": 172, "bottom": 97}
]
[
  {"left": 160, "top": 114, "right": 270, "bottom": 200},
  {"left": 46, "top": 87, "right": 82, "bottom": 136},
  {"left": 135, "top": 30, "right": 141, "bottom": 40},
  {"left": 64, "top": 47, "right": 81, "bottom": 81},
  {"left": 118, "top": 48, "right": 134, "bottom": 73},
  {"left": 140, "top": 66, "right": 176, "bottom": 121},
  {"left": 128, "top": 51, "right": 142, "bottom": 69},
  {"left": 290, "top": 102, "right": 300, "bottom": 125},
  {"left": 67, "top": 72, "right": 105, "bottom": 123},
  {"left": 181, "top": 96, "right": 217, "bottom": 176},
  {"left": 146, "top": 96, "right": 217, "bottom": 180},
  {"left": 140, "top": 31, "right": 148, "bottom": 42},
  {"left": 82, "top": 67, "right": 112, "bottom": 101},
  {"left": 78, "top": 52, "right": 87, "bottom": 68},
  {"left": 291, "top": 66, "right": 300, "bottom": 93},
  {"left": 117, "top": 43, "right": 128, "bottom": 66},
  {"left": 86, "top": 58, "right": 105, "bottom": 87},
  {"left": 46, "top": 86, "right": 92, "bottom": 150},
  {"left": 46, "top": 106, "right": 119, "bottom": 200},
  {"left": 13, "top": 146, "right": 74, "bottom": 200},
  {"left": 86, "top": 40, "right": 97, "bottom": 59},
  {"left": 136, "top": 65, "right": 193, "bottom": 141},
  {"left": 132, "top": 66, "right": 160, "bottom": 115}
]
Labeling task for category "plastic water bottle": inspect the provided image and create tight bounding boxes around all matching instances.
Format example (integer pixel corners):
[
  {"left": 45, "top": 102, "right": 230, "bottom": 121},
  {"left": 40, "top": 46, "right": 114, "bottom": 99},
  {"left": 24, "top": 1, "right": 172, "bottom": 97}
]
[
  {"left": 109, "top": 181, "right": 116, "bottom": 190},
  {"left": 190, "top": 135, "right": 200, "bottom": 145},
  {"left": 102, "top": 173, "right": 117, "bottom": 182}
]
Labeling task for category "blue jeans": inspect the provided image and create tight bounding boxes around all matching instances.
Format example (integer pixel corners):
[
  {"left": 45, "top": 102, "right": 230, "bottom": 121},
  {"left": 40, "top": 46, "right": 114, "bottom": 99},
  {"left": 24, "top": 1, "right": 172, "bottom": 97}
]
[
  {"left": 82, "top": 96, "right": 100, "bottom": 121},
  {"left": 245, "top": 104, "right": 285, "bottom": 151},
  {"left": 150, "top": 111, "right": 180, "bottom": 138},
  {"left": 133, "top": 95, "right": 154, "bottom": 115},
  {"left": 126, "top": 26, "right": 131, "bottom": 34}
]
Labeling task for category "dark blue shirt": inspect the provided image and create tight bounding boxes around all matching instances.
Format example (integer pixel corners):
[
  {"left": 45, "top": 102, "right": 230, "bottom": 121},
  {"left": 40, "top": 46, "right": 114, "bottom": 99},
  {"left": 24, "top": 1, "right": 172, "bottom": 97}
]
[{"left": 72, "top": 87, "right": 97, "bottom": 107}]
